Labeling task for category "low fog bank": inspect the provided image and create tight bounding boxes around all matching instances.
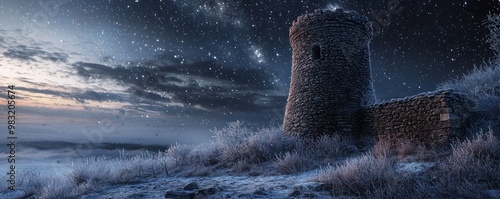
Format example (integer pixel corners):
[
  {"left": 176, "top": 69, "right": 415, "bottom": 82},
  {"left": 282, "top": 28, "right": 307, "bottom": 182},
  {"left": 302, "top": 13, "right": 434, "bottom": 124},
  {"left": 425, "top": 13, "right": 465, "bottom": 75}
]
[{"left": 0, "top": 141, "right": 172, "bottom": 176}]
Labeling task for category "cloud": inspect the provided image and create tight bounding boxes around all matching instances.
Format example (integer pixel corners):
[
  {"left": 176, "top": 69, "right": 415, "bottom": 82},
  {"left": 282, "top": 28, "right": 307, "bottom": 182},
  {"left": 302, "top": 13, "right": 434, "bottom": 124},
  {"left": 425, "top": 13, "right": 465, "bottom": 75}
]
[
  {"left": 72, "top": 56, "right": 286, "bottom": 113},
  {"left": 74, "top": 90, "right": 126, "bottom": 103},
  {"left": 14, "top": 87, "right": 126, "bottom": 103},
  {"left": 0, "top": 92, "right": 7, "bottom": 100},
  {"left": 0, "top": 36, "right": 6, "bottom": 46},
  {"left": 3, "top": 44, "right": 69, "bottom": 62}
]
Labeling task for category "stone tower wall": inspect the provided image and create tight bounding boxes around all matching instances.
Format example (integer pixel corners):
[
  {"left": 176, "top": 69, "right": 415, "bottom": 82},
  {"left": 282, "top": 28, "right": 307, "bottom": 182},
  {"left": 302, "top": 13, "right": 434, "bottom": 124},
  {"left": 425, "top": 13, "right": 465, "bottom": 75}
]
[{"left": 283, "top": 9, "right": 375, "bottom": 137}]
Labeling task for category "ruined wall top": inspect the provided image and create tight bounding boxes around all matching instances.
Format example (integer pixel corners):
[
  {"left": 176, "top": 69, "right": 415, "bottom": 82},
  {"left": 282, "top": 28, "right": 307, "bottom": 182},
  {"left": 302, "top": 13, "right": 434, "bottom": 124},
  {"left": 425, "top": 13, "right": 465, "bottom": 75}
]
[
  {"left": 365, "top": 89, "right": 472, "bottom": 109},
  {"left": 290, "top": 9, "right": 373, "bottom": 41}
]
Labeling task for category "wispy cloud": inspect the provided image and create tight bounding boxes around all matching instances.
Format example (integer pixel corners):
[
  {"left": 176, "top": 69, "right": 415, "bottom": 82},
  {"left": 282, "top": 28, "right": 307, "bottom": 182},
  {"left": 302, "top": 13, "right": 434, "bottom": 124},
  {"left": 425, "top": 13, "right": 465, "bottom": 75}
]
[
  {"left": 3, "top": 44, "right": 69, "bottom": 62},
  {"left": 14, "top": 87, "right": 126, "bottom": 104},
  {"left": 72, "top": 55, "right": 285, "bottom": 113}
]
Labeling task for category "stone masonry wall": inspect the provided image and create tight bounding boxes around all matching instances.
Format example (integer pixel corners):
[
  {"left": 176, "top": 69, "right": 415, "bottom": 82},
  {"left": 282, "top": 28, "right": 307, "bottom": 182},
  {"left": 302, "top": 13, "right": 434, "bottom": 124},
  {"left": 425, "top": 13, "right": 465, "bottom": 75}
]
[
  {"left": 283, "top": 9, "right": 473, "bottom": 146},
  {"left": 283, "top": 9, "right": 375, "bottom": 137},
  {"left": 359, "top": 90, "right": 473, "bottom": 146}
]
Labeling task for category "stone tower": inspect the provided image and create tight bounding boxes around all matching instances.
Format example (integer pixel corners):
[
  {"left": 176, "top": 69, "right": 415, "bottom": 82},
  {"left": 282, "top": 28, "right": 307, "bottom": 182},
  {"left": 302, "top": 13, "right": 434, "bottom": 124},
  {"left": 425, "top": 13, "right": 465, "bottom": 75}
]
[{"left": 283, "top": 9, "right": 375, "bottom": 137}]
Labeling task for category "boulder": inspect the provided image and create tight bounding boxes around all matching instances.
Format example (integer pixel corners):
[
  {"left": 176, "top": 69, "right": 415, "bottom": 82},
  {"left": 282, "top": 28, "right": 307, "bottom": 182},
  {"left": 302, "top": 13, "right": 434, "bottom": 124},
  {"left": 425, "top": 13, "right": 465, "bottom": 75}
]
[
  {"left": 183, "top": 182, "right": 200, "bottom": 191},
  {"left": 165, "top": 182, "right": 218, "bottom": 199}
]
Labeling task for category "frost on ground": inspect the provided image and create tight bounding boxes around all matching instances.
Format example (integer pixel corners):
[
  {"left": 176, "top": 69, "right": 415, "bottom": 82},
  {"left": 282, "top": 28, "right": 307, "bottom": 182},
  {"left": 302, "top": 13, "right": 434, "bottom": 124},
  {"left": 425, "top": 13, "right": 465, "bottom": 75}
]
[
  {"left": 0, "top": 126, "right": 498, "bottom": 199},
  {"left": 0, "top": 123, "right": 351, "bottom": 199},
  {"left": 0, "top": 122, "right": 499, "bottom": 199},
  {"left": 80, "top": 170, "right": 326, "bottom": 199},
  {"left": 394, "top": 162, "right": 435, "bottom": 174}
]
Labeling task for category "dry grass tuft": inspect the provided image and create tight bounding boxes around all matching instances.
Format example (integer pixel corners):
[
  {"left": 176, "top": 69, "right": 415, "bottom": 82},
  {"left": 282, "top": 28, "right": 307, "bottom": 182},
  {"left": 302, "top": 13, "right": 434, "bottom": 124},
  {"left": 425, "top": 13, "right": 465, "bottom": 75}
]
[
  {"left": 313, "top": 154, "right": 397, "bottom": 196},
  {"left": 395, "top": 139, "right": 419, "bottom": 158},
  {"left": 439, "top": 129, "right": 500, "bottom": 187},
  {"left": 371, "top": 139, "right": 393, "bottom": 157},
  {"left": 274, "top": 151, "right": 308, "bottom": 174}
]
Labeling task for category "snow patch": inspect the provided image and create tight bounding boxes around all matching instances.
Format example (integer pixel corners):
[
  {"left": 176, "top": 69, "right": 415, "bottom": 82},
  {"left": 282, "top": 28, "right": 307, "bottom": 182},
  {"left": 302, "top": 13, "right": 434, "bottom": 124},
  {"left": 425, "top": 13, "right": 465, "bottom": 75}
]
[{"left": 395, "top": 162, "right": 435, "bottom": 174}]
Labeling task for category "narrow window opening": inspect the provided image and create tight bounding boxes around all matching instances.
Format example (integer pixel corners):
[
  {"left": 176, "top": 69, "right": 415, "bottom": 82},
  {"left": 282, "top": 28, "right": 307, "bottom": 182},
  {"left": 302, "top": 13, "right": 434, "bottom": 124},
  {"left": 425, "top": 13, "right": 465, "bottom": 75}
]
[{"left": 312, "top": 45, "right": 321, "bottom": 60}]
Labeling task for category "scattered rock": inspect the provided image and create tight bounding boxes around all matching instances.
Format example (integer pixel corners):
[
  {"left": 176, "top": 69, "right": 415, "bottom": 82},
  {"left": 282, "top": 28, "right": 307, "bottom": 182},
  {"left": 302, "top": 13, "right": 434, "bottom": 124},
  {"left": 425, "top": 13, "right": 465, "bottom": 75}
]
[
  {"left": 166, "top": 183, "right": 218, "bottom": 199},
  {"left": 197, "top": 187, "right": 218, "bottom": 197},
  {"left": 165, "top": 190, "right": 195, "bottom": 199},
  {"left": 288, "top": 189, "right": 301, "bottom": 197},
  {"left": 287, "top": 182, "right": 328, "bottom": 198},
  {"left": 292, "top": 182, "right": 327, "bottom": 191},
  {"left": 183, "top": 182, "right": 200, "bottom": 191},
  {"left": 302, "top": 192, "right": 316, "bottom": 198},
  {"left": 253, "top": 187, "right": 267, "bottom": 195},
  {"left": 126, "top": 192, "right": 147, "bottom": 198},
  {"left": 345, "top": 145, "right": 359, "bottom": 153}
]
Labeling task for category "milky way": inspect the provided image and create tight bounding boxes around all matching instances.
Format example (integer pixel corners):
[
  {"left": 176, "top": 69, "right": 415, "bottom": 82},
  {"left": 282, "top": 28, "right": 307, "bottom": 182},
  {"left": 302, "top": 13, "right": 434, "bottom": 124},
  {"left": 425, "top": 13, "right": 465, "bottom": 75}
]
[{"left": 42, "top": 0, "right": 498, "bottom": 98}]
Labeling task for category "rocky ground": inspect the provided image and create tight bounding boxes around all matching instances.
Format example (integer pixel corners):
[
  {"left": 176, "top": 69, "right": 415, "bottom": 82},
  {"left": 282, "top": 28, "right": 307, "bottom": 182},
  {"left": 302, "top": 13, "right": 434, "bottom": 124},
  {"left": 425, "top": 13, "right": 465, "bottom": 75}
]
[
  {"left": 1, "top": 159, "right": 499, "bottom": 198},
  {"left": 80, "top": 170, "right": 332, "bottom": 199}
]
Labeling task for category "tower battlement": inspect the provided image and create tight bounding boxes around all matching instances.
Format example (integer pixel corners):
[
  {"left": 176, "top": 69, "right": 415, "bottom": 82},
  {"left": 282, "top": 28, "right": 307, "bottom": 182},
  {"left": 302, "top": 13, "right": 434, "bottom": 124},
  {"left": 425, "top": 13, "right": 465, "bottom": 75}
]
[{"left": 290, "top": 9, "right": 372, "bottom": 43}]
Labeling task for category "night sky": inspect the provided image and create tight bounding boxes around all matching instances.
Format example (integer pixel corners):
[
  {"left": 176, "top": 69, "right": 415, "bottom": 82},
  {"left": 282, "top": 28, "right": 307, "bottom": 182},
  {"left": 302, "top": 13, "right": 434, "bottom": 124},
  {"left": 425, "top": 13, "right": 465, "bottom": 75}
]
[{"left": 0, "top": 0, "right": 499, "bottom": 144}]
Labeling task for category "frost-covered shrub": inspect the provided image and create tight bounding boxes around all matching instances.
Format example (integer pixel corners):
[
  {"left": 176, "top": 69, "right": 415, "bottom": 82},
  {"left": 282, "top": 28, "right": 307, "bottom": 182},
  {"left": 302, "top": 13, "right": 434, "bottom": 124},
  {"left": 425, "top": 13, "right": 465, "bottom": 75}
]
[
  {"left": 38, "top": 177, "right": 88, "bottom": 199},
  {"left": 163, "top": 121, "right": 303, "bottom": 172},
  {"left": 212, "top": 121, "right": 300, "bottom": 165},
  {"left": 313, "top": 154, "right": 397, "bottom": 196},
  {"left": 437, "top": 63, "right": 500, "bottom": 99},
  {"left": 209, "top": 121, "right": 358, "bottom": 172},
  {"left": 308, "top": 134, "right": 352, "bottom": 158},
  {"left": 69, "top": 151, "right": 168, "bottom": 189},
  {"left": 11, "top": 170, "right": 45, "bottom": 197},
  {"left": 166, "top": 143, "right": 193, "bottom": 166},
  {"left": 312, "top": 129, "right": 500, "bottom": 198},
  {"left": 238, "top": 127, "right": 299, "bottom": 163},
  {"left": 187, "top": 143, "right": 219, "bottom": 166},
  {"left": 395, "top": 139, "right": 418, "bottom": 157},
  {"left": 118, "top": 151, "right": 166, "bottom": 179},
  {"left": 0, "top": 150, "right": 171, "bottom": 199},
  {"left": 212, "top": 121, "right": 253, "bottom": 150},
  {"left": 474, "top": 94, "right": 500, "bottom": 132},
  {"left": 371, "top": 138, "right": 435, "bottom": 161},
  {"left": 453, "top": 128, "right": 500, "bottom": 159},
  {"left": 0, "top": 170, "right": 87, "bottom": 199},
  {"left": 438, "top": 14, "right": 500, "bottom": 132},
  {"left": 486, "top": 13, "right": 500, "bottom": 61},
  {"left": 440, "top": 129, "right": 500, "bottom": 183},
  {"left": 371, "top": 139, "right": 393, "bottom": 157},
  {"left": 69, "top": 156, "right": 119, "bottom": 186},
  {"left": 413, "top": 129, "right": 500, "bottom": 198},
  {"left": 437, "top": 63, "right": 500, "bottom": 132},
  {"left": 211, "top": 120, "right": 254, "bottom": 163},
  {"left": 162, "top": 121, "right": 303, "bottom": 172},
  {"left": 163, "top": 121, "right": 356, "bottom": 173},
  {"left": 274, "top": 151, "right": 308, "bottom": 174},
  {"left": 167, "top": 143, "right": 219, "bottom": 168}
]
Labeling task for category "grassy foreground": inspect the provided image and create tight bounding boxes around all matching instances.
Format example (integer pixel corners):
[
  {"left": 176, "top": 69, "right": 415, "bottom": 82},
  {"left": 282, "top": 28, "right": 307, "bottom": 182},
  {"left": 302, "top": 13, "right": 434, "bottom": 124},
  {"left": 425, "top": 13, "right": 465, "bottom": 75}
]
[{"left": 1, "top": 120, "right": 499, "bottom": 198}]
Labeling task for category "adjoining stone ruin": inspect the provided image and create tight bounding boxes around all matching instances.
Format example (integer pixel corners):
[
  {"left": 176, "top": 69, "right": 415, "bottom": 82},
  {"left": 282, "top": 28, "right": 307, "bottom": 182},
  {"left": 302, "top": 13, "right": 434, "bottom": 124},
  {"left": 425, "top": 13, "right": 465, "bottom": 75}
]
[
  {"left": 283, "top": 9, "right": 473, "bottom": 145},
  {"left": 358, "top": 90, "right": 473, "bottom": 146}
]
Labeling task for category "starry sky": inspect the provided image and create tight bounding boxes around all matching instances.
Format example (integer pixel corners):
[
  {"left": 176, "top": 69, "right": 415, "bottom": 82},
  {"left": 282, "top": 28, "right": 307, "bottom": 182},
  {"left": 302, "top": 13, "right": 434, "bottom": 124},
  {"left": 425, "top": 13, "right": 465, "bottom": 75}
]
[{"left": 0, "top": 0, "right": 498, "bottom": 145}]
